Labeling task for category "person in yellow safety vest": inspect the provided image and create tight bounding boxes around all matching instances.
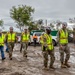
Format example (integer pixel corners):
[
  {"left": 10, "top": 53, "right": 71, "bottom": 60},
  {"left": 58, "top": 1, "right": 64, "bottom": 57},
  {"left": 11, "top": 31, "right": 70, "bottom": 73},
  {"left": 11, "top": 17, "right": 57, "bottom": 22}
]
[
  {"left": 40, "top": 32, "right": 44, "bottom": 44},
  {"left": 21, "top": 28, "right": 30, "bottom": 57},
  {"left": 41, "top": 28, "right": 55, "bottom": 70},
  {"left": 6, "top": 27, "right": 17, "bottom": 60},
  {"left": 57, "top": 22, "right": 70, "bottom": 68},
  {"left": 40, "top": 32, "right": 45, "bottom": 50},
  {"left": 0, "top": 29, "right": 6, "bottom": 60}
]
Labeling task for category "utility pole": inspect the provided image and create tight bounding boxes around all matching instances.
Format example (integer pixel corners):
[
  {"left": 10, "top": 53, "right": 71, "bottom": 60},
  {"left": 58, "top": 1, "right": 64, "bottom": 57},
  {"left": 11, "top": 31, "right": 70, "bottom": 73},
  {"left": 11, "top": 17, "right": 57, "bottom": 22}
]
[{"left": 45, "top": 19, "right": 47, "bottom": 26}]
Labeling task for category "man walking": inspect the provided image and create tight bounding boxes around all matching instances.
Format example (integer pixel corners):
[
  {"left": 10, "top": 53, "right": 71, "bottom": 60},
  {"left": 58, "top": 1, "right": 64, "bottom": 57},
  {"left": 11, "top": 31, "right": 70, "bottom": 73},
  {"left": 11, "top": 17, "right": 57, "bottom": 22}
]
[
  {"left": 6, "top": 27, "right": 17, "bottom": 60},
  {"left": 57, "top": 22, "right": 70, "bottom": 68},
  {"left": 21, "top": 28, "right": 30, "bottom": 57},
  {"left": 41, "top": 27, "right": 55, "bottom": 70}
]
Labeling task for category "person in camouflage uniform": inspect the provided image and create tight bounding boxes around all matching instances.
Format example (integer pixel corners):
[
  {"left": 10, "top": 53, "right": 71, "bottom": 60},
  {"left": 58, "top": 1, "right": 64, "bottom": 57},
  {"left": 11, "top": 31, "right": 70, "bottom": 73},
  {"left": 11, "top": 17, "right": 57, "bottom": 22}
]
[
  {"left": 20, "top": 43, "right": 23, "bottom": 53},
  {"left": 57, "top": 22, "right": 70, "bottom": 68},
  {"left": 6, "top": 27, "right": 17, "bottom": 60},
  {"left": 40, "top": 28, "right": 55, "bottom": 70},
  {"left": 21, "top": 28, "right": 30, "bottom": 57}
]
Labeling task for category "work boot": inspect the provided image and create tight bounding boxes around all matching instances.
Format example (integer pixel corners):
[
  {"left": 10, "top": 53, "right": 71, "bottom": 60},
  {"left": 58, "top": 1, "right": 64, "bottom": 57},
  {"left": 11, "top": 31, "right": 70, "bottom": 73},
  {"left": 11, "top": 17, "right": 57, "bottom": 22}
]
[
  {"left": 2, "top": 57, "right": 6, "bottom": 61},
  {"left": 49, "top": 65, "right": 55, "bottom": 70},
  {"left": 10, "top": 58, "right": 12, "bottom": 60},
  {"left": 43, "top": 66, "right": 48, "bottom": 70},
  {"left": 64, "top": 61, "right": 70, "bottom": 68},
  {"left": 6, "top": 51, "right": 9, "bottom": 53},
  {"left": 61, "top": 63, "right": 67, "bottom": 68},
  {"left": 23, "top": 54, "right": 27, "bottom": 58},
  {"left": 9, "top": 54, "right": 12, "bottom": 60}
]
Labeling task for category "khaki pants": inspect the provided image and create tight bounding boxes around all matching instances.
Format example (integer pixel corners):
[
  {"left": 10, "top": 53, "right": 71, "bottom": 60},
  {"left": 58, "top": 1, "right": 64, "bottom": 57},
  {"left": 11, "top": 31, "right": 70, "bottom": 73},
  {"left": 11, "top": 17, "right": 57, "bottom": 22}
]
[
  {"left": 22, "top": 42, "right": 28, "bottom": 56},
  {"left": 43, "top": 47, "right": 55, "bottom": 67},
  {"left": 59, "top": 44, "right": 70, "bottom": 63},
  {"left": 8, "top": 42, "right": 14, "bottom": 58}
]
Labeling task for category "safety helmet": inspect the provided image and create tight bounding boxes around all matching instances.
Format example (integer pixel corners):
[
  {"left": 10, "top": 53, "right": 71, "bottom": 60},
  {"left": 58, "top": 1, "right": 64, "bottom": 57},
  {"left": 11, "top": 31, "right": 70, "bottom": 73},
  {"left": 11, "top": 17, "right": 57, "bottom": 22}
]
[
  {"left": 62, "top": 22, "right": 67, "bottom": 26},
  {"left": 45, "top": 27, "right": 51, "bottom": 31},
  {"left": 10, "top": 27, "right": 13, "bottom": 30}
]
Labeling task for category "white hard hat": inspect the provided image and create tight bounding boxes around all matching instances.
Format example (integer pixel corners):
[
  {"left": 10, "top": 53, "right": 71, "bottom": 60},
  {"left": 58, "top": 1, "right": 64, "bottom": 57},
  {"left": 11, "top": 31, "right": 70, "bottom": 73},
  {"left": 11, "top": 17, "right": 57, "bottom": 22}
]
[
  {"left": 10, "top": 26, "right": 13, "bottom": 29},
  {"left": 62, "top": 22, "right": 67, "bottom": 26},
  {"left": 24, "top": 26, "right": 29, "bottom": 30},
  {"left": 24, "top": 28, "right": 28, "bottom": 30}
]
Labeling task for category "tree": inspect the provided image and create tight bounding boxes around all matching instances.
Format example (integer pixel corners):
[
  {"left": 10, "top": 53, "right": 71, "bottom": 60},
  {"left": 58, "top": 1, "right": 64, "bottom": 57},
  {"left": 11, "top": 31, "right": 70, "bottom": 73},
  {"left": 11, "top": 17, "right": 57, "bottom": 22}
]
[
  {"left": 56, "top": 20, "right": 62, "bottom": 30},
  {"left": 37, "top": 19, "right": 43, "bottom": 25},
  {"left": 28, "top": 21, "right": 38, "bottom": 31},
  {"left": 36, "top": 19, "right": 43, "bottom": 30},
  {"left": 10, "top": 5, "right": 34, "bottom": 32},
  {"left": 0, "top": 20, "right": 3, "bottom": 27},
  {"left": 50, "top": 23, "right": 54, "bottom": 30}
]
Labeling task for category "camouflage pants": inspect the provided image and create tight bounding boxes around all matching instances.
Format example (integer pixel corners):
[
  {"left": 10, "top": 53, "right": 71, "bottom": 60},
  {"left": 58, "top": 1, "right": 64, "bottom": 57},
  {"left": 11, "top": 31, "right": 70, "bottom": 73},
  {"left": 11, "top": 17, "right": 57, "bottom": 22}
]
[
  {"left": 20, "top": 43, "right": 23, "bottom": 52},
  {"left": 8, "top": 43, "right": 14, "bottom": 58},
  {"left": 22, "top": 42, "right": 28, "bottom": 57},
  {"left": 59, "top": 44, "right": 70, "bottom": 63},
  {"left": 43, "top": 46, "right": 55, "bottom": 67}
]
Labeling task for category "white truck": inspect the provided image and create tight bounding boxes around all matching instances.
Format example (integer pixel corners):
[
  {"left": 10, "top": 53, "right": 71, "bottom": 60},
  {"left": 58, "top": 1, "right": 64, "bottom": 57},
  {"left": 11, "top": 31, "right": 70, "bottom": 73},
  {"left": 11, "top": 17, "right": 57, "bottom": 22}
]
[{"left": 30, "top": 30, "right": 58, "bottom": 46}]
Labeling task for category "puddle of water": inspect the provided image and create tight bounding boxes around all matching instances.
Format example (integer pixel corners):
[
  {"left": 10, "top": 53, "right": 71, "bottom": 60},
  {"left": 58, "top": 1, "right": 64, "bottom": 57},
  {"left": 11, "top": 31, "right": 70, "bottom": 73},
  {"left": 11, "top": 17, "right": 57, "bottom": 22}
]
[
  {"left": 69, "top": 68, "right": 75, "bottom": 74},
  {"left": 0, "top": 60, "right": 2, "bottom": 63},
  {"left": 10, "top": 72, "right": 25, "bottom": 75},
  {"left": 69, "top": 56, "right": 75, "bottom": 64},
  {"left": 13, "top": 54, "right": 19, "bottom": 57}
]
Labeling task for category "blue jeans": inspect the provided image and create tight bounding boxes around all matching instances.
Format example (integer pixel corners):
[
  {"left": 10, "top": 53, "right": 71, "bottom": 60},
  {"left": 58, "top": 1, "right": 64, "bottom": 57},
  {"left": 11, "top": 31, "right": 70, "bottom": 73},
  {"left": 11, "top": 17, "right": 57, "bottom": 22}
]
[
  {"left": 6, "top": 43, "right": 9, "bottom": 52},
  {"left": 0, "top": 46, "right": 5, "bottom": 59}
]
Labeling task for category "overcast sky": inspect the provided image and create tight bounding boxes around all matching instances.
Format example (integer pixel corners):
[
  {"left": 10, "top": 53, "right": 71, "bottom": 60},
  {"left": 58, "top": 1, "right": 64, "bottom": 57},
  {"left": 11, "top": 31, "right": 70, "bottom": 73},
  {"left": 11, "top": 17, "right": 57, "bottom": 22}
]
[{"left": 0, "top": 0, "right": 75, "bottom": 25}]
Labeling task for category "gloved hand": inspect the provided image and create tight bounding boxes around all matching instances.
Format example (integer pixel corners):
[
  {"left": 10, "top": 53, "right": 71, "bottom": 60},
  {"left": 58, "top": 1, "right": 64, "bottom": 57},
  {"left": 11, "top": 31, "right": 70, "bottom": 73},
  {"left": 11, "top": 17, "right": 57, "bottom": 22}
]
[{"left": 60, "top": 45, "right": 63, "bottom": 50}]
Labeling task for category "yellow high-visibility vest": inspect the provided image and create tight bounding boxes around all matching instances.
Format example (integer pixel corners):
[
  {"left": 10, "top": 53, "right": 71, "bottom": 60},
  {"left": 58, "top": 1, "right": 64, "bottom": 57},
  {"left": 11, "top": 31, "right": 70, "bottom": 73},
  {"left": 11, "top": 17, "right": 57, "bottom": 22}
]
[
  {"left": 59, "top": 29, "right": 68, "bottom": 44},
  {"left": 22, "top": 32, "right": 30, "bottom": 42},
  {"left": 0, "top": 34, "right": 5, "bottom": 46},
  {"left": 7, "top": 32, "right": 16, "bottom": 42},
  {"left": 44, "top": 33, "right": 54, "bottom": 50},
  {"left": 40, "top": 35, "right": 44, "bottom": 44}
]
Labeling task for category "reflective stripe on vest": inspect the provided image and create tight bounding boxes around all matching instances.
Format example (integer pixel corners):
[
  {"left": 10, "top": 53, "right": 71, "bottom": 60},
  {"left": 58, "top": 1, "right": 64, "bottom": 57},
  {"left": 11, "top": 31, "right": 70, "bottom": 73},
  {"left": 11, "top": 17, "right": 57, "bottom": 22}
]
[
  {"left": 44, "top": 34, "right": 54, "bottom": 50},
  {"left": 22, "top": 33, "right": 29, "bottom": 42},
  {"left": 7, "top": 33, "right": 16, "bottom": 42},
  {"left": 0, "top": 34, "right": 5, "bottom": 46},
  {"left": 59, "top": 29, "right": 68, "bottom": 44}
]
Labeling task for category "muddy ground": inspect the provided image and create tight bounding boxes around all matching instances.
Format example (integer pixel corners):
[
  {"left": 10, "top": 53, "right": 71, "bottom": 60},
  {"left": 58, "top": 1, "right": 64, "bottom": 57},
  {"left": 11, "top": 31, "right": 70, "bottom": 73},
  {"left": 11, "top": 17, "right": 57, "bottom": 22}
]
[{"left": 0, "top": 43, "right": 75, "bottom": 75}]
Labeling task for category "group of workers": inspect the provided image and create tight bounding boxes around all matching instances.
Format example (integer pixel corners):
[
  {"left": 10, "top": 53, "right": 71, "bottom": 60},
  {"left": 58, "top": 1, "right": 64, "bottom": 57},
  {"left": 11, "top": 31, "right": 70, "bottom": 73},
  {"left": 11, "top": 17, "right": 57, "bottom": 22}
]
[
  {"left": 0, "top": 22, "right": 73, "bottom": 70},
  {"left": 40, "top": 22, "right": 71, "bottom": 70},
  {"left": 0, "top": 27, "right": 30, "bottom": 60}
]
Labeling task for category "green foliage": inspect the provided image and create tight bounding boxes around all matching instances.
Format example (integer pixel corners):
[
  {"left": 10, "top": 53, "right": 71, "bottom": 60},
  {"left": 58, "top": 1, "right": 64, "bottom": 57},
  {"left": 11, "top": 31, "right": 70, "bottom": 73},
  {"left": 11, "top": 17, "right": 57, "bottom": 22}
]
[
  {"left": 50, "top": 23, "right": 54, "bottom": 28},
  {"left": 0, "top": 20, "right": 3, "bottom": 27},
  {"left": 28, "top": 21, "right": 39, "bottom": 31},
  {"left": 37, "top": 19, "right": 43, "bottom": 25},
  {"left": 10, "top": 5, "right": 34, "bottom": 31}
]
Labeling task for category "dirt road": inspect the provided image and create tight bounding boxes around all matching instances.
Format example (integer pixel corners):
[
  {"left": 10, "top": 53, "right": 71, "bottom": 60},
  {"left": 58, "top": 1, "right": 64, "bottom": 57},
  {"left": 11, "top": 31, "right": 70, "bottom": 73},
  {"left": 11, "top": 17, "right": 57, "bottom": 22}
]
[{"left": 0, "top": 43, "right": 75, "bottom": 75}]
